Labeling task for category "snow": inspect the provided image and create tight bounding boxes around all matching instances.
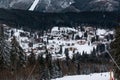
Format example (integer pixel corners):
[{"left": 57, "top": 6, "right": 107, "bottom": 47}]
[
  {"left": 4, "top": 26, "right": 115, "bottom": 80},
  {"left": 51, "top": 27, "right": 77, "bottom": 32},
  {"left": 67, "top": 27, "right": 78, "bottom": 32},
  {"left": 52, "top": 27, "right": 59, "bottom": 31},
  {"left": 7, "top": 28, "right": 30, "bottom": 51},
  {"left": 89, "top": 0, "right": 119, "bottom": 11},
  {"left": 109, "top": 31, "right": 114, "bottom": 34},
  {"left": 78, "top": 32, "right": 83, "bottom": 37},
  {"left": 6, "top": 26, "right": 114, "bottom": 59},
  {"left": 49, "top": 39, "right": 95, "bottom": 55},
  {"left": 52, "top": 72, "right": 111, "bottom": 80},
  {"left": 96, "top": 29, "right": 106, "bottom": 36},
  {"left": 74, "top": 43, "right": 95, "bottom": 54},
  {"left": 49, "top": 39, "right": 96, "bottom": 59},
  {"left": 29, "top": 0, "right": 40, "bottom": 11}
]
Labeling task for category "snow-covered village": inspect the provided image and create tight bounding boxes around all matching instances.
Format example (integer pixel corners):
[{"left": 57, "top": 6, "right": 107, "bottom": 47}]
[
  {"left": 0, "top": 0, "right": 120, "bottom": 80},
  {"left": 7, "top": 26, "right": 114, "bottom": 58},
  {"left": 0, "top": 24, "right": 116, "bottom": 80}
]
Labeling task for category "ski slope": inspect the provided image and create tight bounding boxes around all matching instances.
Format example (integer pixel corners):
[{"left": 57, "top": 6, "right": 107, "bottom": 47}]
[
  {"left": 29, "top": 0, "right": 40, "bottom": 11},
  {"left": 52, "top": 72, "right": 113, "bottom": 80}
]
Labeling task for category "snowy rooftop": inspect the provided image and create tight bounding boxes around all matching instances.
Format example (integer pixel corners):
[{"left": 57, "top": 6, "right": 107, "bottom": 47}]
[
  {"left": 96, "top": 29, "right": 106, "bottom": 35},
  {"left": 7, "top": 26, "right": 114, "bottom": 59},
  {"left": 51, "top": 27, "right": 78, "bottom": 32}
]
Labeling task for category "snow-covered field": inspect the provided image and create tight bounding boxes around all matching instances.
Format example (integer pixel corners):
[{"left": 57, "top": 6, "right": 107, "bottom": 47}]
[{"left": 52, "top": 72, "right": 111, "bottom": 80}]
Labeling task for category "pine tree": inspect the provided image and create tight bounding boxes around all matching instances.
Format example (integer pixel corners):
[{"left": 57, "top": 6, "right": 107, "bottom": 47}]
[
  {"left": 11, "top": 30, "right": 14, "bottom": 37},
  {"left": 28, "top": 49, "right": 36, "bottom": 65},
  {"left": 91, "top": 47, "right": 96, "bottom": 57},
  {"left": 41, "top": 66, "right": 51, "bottom": 80},
  {"left": 64, "top": 48, "right": 70, "bottom": 62},
  {"left": 50, "top": 63, "right": 62, "bottom": 79},
  {"left": 84, "top": 31, "right": 88, "bottom": 38},
  {"left": 96, "top": 35, "right": 99, "bottom": 41},
  {"left": 10, "top": 36, "right": 26, "bottom": 69},
  {"left": 58, "top": 45, "right": 62, "bottom": 54},
  {"left": 37, "top": 54, "right": 45, "bottom": 66},
  {"left": 91, "top": 37, "right": 95, "bottom": 43},
  {"left": 110, "top": 27, "right": 120, "bottom": 79},
  {"left": 10, "top": 37, "right": 19, "bottom": 70},
  {"left": 43, "top": 53, "right": 52, "bottom": 80},
  {"left": 0, "top": 25, "right": 11, "bottom": 69}
]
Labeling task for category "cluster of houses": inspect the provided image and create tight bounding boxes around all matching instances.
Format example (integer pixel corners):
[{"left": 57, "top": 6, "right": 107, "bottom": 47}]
[{"left": 6, "top": 25, "right": 114, "bottom": 58}]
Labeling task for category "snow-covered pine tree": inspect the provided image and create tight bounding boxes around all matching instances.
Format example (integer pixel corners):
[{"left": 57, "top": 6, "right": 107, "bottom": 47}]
[
  {"left": 91, "top": 47, "right": 96, "bottom": 57},
  {"left": 65, "top": 48, "right": 70, "bottom": 61},
  {"left": 28, "top": 49, "right": 36, "bottom": 65},
  {"left": 50, "top": 63, "right": 62, "bottom": 79},
  {"left": 42, "top": 53, "right": 52, "bottom": 80},
  {"left": 43, "top": 67, "right": 51, "bottom": 80},
  {"left": 0, "top": 25, "right": 11, "bottom": 69},
  {"left": 110, "top": 27, "right": 120, "bottom": 79},
  {"left": 10, "top": 36, "right": 26, "bottom": 68},
  {"left": 37, "top": 54, "right": 45, "bottom": 67}
]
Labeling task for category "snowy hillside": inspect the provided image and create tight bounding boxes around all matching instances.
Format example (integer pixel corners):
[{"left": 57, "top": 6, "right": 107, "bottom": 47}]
[
  {"left": 0, "top": 24, "right": 115, "bottom": 80},
  {"left": 0, "top": 0, "right": 119, "bottom": 12},
  {"left": 88, "top": 0, "right": 119, "bottom": 11}
]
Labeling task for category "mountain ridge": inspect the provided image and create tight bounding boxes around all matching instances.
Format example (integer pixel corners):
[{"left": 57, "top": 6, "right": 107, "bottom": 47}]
[
  {"left": 0, "top": 8, "right": 119, "bottom": 30},
  {"left": 0, "top": 0, "right": 120, "bottom": 12}
]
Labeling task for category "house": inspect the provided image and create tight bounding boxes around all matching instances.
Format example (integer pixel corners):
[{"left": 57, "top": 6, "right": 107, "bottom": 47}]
[
  {"left": 85, "top": 27, "right": 95, "bottom": 32},
  {"left": 76, "top": 40, "right": 86, "bottom": 45},
  {"left": 47, "top": 44, "right": 60, "bottom": 53},
  {"left": 51, "top": 27, "right": 77, "bottom": 37}
]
